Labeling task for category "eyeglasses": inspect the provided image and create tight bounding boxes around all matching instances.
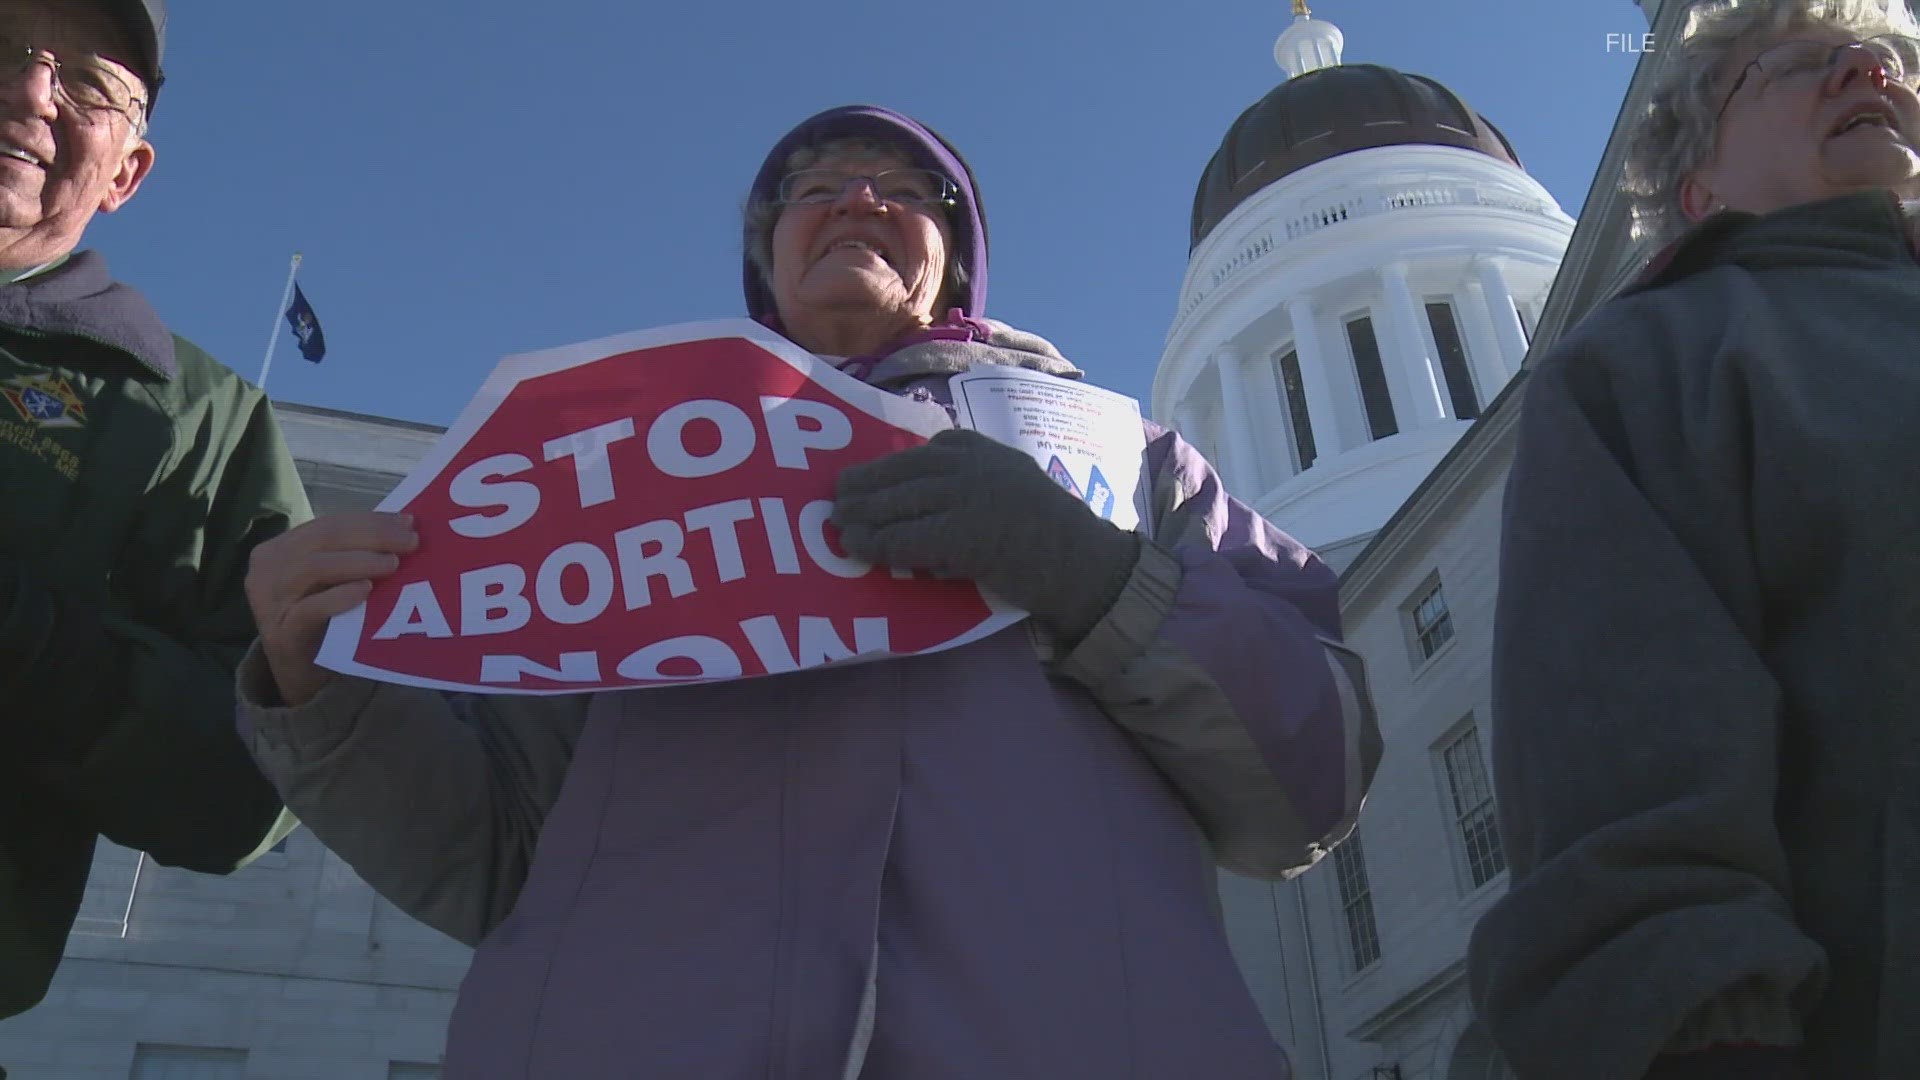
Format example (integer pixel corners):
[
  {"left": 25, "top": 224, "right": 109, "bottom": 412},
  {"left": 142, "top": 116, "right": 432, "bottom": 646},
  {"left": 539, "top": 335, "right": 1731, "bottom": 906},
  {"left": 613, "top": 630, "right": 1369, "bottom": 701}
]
[
  {"left": 775, "top": 167, "right": 957, "bottom": 210},
  {"left": 1717, "top": 34, "right": 1920, "bottom": 120},
  {"left": 0, "top": 34, "right": 147, "bottom": 121}
]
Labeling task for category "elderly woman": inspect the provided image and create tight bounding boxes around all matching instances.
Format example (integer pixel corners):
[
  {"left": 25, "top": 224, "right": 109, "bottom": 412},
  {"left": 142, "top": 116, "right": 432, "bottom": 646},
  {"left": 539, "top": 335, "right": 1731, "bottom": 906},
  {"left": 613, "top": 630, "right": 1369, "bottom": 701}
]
[
  {"left": 1466, "top": 2, "right": 1920, "bottom": 1079},
  {"left": 237, "top": 105, "right": 1380, "bottom": 1079}
]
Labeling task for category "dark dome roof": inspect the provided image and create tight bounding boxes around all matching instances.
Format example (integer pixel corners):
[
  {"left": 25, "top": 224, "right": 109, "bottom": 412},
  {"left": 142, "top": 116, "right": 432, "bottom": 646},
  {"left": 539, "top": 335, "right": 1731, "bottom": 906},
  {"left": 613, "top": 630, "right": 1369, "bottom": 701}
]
[{"left": 1190, "top": 63, "right": 1522, "bottom": 251}]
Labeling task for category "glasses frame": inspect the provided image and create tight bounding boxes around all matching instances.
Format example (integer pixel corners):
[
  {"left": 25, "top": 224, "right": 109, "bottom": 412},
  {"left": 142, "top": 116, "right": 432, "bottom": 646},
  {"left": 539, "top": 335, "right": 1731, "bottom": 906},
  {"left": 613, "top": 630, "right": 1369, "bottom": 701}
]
[
  {"left": 773, "top": 167, "right": 959, "bottom": 211},
  {"left": 0, "top": 37, "right": 148, "bottom": 123},
  {"left": 1716, "top": 34, "right": 1920, "bottom": 121}
]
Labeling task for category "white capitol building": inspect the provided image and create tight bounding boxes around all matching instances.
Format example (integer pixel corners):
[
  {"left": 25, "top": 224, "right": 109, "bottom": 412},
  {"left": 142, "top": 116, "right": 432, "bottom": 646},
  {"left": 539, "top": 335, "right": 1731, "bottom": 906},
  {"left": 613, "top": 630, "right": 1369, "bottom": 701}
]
[{"left": 0, "top": 0, "right": 1697, "bottom": 1076}]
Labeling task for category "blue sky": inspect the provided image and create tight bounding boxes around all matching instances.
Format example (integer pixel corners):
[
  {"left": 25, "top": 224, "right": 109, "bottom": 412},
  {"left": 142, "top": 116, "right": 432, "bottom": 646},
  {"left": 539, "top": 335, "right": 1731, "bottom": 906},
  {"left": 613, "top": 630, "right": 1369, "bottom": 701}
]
[{"left": 88, "top": 0, "right": 1645, "bottom": 428}]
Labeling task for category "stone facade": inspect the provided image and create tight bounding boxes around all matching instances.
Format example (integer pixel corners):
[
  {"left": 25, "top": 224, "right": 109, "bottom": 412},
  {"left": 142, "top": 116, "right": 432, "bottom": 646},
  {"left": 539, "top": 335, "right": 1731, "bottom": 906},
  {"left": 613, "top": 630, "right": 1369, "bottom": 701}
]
[{"left": 0, "top": 836, "right": 466, "bottom": 1079}]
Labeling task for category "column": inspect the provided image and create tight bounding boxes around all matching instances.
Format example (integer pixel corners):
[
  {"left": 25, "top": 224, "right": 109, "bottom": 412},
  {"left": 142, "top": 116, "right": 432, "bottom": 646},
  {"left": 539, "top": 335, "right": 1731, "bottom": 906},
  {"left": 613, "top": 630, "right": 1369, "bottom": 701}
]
[
  {"left": 1476, "top": 255, "right": 1532, "bottom": 375},
  {"left": 1378, "top": 261, "right": 1449, "bottom": 426},
  {"left": 1213, "top": 347, "right": 1263, "bottom": 495},
  {"left": 1460, "top": 282, "right": 1514, "bottom": 402},
  {"left": 1242, "top": 354, "right": 1291, "bottom": 480},
  {"left": 1286, "top": 295, "right": 1343, "bottom": 457}
]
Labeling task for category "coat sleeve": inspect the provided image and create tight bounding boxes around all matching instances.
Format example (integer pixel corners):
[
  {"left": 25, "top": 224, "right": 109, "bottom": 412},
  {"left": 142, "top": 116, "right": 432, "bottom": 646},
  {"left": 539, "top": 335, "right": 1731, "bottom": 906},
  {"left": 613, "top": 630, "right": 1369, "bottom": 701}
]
[
  {"left": 1464, "top": 310, "right": 1826, "bottom": 1080},
  {"left": 1, "top": 376, "right": 308, "bottom": 872},
  {"left": 1051, "top": 423, "right": 1382, "bottom": 880},
  {"left": 234, "top": 647, "right": 590, "bottom": 947}
]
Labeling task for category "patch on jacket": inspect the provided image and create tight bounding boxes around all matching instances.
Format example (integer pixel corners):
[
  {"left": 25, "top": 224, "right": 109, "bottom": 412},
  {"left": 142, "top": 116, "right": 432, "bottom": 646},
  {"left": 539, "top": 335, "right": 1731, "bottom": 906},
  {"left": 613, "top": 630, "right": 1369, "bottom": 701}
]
[{"left": 1, "top": 373, "right": 86, "bottom": 429}]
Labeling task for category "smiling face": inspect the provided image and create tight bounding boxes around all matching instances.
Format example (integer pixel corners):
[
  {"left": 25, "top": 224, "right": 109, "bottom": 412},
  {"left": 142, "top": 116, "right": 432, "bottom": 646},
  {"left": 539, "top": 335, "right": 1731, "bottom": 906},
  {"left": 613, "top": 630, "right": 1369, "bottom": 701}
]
[
  {"left": 1684, "top": 25, "right": 1920, "bottom": 219},
  {"left": 0, "top": 0, "right": 154, "bottom": 269},
  {"left": 767, "top": 146, "right": 953, "bottom": 351}
]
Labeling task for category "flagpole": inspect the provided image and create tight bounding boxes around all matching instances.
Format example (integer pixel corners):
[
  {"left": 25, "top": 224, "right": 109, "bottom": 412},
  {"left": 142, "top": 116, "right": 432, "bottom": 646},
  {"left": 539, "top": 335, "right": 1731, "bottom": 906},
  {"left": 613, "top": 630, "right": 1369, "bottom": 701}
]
[{"left": 257, "top": 252, "right": 303, "bottom": 390}]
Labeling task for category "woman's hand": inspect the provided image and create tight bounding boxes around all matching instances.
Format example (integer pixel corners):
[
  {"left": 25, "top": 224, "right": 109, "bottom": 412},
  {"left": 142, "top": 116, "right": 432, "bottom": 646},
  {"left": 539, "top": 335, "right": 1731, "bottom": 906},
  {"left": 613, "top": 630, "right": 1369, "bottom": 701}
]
[
  {"left": 832, "top": 429, "right": 1139, "bottom": 649},
  {"left": 244, "top": 512, "right": 418, "bottom": 707}
]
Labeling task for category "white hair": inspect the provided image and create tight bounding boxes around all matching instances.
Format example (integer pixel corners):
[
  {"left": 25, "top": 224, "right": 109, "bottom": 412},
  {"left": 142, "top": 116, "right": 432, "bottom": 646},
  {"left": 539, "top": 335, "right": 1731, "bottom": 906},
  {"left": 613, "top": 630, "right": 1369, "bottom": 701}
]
[{"left": 1623, "top": 0, "right": 1920, "bottom": 245}]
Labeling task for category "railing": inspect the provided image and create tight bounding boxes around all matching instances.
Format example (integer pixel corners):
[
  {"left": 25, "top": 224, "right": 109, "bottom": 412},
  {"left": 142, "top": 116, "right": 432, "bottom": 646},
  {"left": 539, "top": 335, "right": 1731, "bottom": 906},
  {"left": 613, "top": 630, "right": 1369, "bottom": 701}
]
[
  {"left": 1207, "top": 233, "right": 1275, "bottom": 290},
  {"left": 1174, "top": 183, "right": 1557, "bottom": 329},
  {"left": 1283, "top": 198, "right": 1361, "bottom": 241}
]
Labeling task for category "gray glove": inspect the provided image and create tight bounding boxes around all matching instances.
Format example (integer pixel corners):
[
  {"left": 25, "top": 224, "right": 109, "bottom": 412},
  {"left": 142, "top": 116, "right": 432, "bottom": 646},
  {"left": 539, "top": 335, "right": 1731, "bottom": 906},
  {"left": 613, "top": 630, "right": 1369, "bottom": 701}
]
[{"left": 832, "top": 428, "right": 1142, "bottom": 651}]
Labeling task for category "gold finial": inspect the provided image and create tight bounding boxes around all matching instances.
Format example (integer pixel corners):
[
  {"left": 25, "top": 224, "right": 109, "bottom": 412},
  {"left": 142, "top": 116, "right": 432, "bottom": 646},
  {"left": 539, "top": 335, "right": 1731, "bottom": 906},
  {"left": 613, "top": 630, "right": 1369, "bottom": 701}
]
[{"left": 1293, "top": 0, "right": 1310, "bottom": 15}]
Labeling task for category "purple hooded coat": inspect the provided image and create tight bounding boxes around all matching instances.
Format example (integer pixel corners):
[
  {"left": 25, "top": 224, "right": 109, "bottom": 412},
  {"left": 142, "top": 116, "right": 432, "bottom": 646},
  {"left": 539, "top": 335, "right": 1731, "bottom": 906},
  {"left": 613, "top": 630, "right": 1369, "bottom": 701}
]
[{"left": 237, "top": 106, "right": 1381, "bottom": 1079}]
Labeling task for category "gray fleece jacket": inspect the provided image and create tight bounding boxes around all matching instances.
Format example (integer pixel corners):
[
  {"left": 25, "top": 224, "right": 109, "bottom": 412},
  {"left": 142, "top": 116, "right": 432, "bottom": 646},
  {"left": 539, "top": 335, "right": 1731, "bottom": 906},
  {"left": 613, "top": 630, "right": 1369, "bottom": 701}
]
[{"left": 1467, "top": 191, "right": 1920, "bottom": 1080}]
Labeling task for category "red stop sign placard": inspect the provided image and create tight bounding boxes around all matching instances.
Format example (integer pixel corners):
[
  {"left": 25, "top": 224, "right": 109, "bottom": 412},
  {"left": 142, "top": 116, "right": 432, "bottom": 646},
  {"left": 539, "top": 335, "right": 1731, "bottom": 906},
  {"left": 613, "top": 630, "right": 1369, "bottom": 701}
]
[{"left": 317, "top": 320, "right": 1023, "bottom": 694}]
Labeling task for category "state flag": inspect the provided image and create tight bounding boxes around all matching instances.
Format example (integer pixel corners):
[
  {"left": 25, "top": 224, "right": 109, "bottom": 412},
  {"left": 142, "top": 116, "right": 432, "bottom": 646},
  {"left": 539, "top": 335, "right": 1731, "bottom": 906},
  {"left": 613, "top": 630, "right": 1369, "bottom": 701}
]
[{"left": 284, "top": 284, "right": 327, "bottom": 363}]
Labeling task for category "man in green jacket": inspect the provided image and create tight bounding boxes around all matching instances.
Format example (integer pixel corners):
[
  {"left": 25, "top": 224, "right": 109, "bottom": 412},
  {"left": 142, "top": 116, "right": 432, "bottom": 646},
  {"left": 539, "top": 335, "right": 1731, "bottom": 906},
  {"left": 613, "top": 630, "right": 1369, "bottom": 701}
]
[{"left": 0, "top": 0, "right": 311, "bottom": 1027}]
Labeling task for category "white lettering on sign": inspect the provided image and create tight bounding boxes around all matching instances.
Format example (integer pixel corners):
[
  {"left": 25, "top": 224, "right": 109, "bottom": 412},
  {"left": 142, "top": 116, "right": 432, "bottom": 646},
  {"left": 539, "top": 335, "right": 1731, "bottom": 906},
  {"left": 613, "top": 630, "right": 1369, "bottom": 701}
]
[
  {"left": 543, "top": 418, "right": 637, "bottom": 508},
  {"left": 400, "top": 497, "right": 882, "bottom": 643},
  {"left": 614, "top": 635, "right": 745, "bottom": 681},
  {"left": 448, "top": 454, "right": 540, "bottom": 538},
  {"left": 382, "top": 492, "right": 888, "bottom": 652},
  {"left": 373, "top": 580, "right": 456, "bottom": 639},
  {"left": 480, "top": 615, "right": 893, "bottom": 684},
  {"left": 648, "top": 400, "right": 757, "bottom": 478},
  {"left": 797, "top": 499, "right": 868, "bottom": 579},
  {"left": 461, "top": 564, "right": 531, "bottom": 636},
  {"left": 684, "top": 499, "right": 756, "bottom": 583},
  {"left": 758, "top": 498, "right": 803, "bottom": 574},
  {"left": 536, "top": 541, "right": 617, "bottom": 625},
  {"left": 445, "top": 398, "right": 868, "bottom": 539},
  {"left": 612, "top": 519, "right": 693, "bottom": 609},
  {"left": 761, "top": 396, "right": 854, "bottom": 470},
  {"left": 479, "top": 651, "right": 602, "bottom": 684},
  {"left": 740, "top": 615, "right": 891, "bottom": 674}
]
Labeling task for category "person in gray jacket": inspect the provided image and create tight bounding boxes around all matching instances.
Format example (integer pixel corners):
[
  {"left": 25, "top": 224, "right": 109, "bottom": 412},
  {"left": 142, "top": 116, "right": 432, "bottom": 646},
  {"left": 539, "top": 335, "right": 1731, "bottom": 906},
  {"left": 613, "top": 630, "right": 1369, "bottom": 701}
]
[
  {"left": 1467, "top": 2, "right": 1920, "bottom": 1078},
  {"left": 235, "top": 105, "right": 1382, "bottom": 1079}
]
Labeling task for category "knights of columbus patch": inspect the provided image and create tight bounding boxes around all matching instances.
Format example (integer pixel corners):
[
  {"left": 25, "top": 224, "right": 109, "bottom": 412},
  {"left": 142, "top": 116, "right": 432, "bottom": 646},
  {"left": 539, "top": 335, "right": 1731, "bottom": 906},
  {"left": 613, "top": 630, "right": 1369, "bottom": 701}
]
[{"left": 2, "top": 373, "right": 87, "bottom": 429}]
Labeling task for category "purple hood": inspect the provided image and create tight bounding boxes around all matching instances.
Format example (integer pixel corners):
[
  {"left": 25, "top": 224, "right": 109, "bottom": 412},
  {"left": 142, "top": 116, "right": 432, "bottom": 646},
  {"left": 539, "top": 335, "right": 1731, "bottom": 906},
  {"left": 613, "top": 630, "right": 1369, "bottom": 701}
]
[{"left": 743, "top": 105, "right": 989, "bottom": 324}]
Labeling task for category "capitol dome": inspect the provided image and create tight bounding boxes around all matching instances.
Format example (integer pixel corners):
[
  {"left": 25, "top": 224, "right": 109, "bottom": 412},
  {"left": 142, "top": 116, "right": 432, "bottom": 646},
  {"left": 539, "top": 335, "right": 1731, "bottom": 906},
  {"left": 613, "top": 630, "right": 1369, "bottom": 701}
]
[
  {"left": 1153, "top": 1, "right": 1573, "bottom": 564},
  {"left": 1191, "top": 64, "right": 1523, "bottom": 250}
]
